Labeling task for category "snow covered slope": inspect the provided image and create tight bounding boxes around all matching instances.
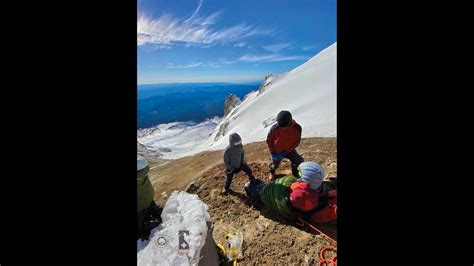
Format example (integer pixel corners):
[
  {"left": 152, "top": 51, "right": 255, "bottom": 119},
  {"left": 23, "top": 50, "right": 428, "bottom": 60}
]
[
  {"left": 138, "top": 42, "right": 336, "bottom": 159},
  {"left": 199, "top": 42, "right": 337, "bottom": 151},
  {"left": 137, "top": 117, "right": 222, "bottom": 159}
]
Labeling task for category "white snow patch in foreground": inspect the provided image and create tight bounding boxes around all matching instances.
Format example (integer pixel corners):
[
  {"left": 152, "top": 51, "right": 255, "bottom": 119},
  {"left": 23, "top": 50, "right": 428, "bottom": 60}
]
[{"left": 137, "top": 191, "right": 211, "bottom": 266}]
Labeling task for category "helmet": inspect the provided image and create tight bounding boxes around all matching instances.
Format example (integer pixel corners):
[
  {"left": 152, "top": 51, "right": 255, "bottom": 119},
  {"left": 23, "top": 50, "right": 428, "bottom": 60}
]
[{"left": 297, "top": 162, "right": 324, "bottom": 190}]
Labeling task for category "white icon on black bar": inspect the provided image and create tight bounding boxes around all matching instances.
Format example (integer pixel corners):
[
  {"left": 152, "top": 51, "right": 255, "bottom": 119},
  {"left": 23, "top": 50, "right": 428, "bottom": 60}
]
[{"left": 178, "top": 230, "right": 190, "bottom": 254}]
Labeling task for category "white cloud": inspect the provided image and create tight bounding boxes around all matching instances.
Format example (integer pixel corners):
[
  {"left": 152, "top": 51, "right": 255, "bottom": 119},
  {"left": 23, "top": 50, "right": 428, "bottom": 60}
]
[
  {"left": 166, "top": 62, "right": 203, "bottom": 69},
  {"left": 217, "top": 58, "right": 237, "bottom": 64},
  {"left": 204, "top": 62, "right": 223, "bottom": 68},
  {"left": 262, "top": 42, "right": 293, "bottom": 52},
  {"left": 184, "top": 42, "right": 215, "bottom": 48},
  {"left": 183, "top": 0, "right": 203, "bottom": 23},
  {"left": 234, "top": 42, "right": 246, "bottom": 47},
  {"left": 239, "top": 54, "right": 308, "bottom": 63},
  {"left": 164, "top": 52, "right": 308, "bottom": 69},
  {"left": 166, "top": 61, "right": 225, "bottom": 69},
  {"left": 137, "top": 1, "right": 274, "bottom": 48}
]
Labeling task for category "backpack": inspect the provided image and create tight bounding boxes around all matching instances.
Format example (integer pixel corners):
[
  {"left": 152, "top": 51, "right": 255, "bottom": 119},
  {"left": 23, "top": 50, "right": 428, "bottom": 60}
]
[
  {"left": 311, "top": 190, "right": 337, "bottom": 224},
  {"left": 244, "top": 179, "right": 265, "bottom": 199}
]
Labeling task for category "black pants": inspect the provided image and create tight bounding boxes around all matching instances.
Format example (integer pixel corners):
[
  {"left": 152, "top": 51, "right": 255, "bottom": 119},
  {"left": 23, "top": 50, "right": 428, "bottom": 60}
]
[
  {"left": 224, "top": 162, "right": 255, "bottom": 190},
  {"left": 269, "top": 150, "right": 304, "bottom": 177}
]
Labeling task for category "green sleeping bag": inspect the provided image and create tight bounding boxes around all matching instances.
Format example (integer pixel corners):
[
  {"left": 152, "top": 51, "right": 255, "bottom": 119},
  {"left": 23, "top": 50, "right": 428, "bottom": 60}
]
[{"left": 258, "top": 175, "right": 297, "bottom": 219}]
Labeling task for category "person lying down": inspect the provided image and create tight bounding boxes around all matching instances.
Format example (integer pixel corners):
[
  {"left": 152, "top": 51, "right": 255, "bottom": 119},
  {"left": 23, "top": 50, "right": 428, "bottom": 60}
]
[{"left": 244, "top": 161, "right": 337, "bottom": 224}]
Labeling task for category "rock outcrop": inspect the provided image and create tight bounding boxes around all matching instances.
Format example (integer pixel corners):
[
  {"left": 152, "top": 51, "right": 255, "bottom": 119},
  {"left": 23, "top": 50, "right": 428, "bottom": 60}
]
[
  {"left": 223, "top": 94, "right": 241, "bottom": 117},
  {"left": 257, "top": 74, "right": 274, "bottom": 95},
  {"left": 214, "top": 120, "right": 229, "bottom": 141},
  {"left": 137, "top": 141, "right": 163, "bottom": 158}
]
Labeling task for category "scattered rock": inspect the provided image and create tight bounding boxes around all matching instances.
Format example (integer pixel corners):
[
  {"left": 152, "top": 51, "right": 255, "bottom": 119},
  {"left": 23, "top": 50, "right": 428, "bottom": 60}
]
[
  {"left": 157, "top": 147, "right": 172, "bottom": 153},
  {"left": 256, "top": 223, "right": 266, "bottom": 232},
  {"left": 185, "top": 181, "right": 200, "bottom": 193},
  {"left": 214, "top": 120, "right": 230, "bottom": 141},
  {"left": 289, "top": 239, "right": 295, "bottom": 247},
  {"left": 257, "top": 74, "right": 274, "bottom": 95}
]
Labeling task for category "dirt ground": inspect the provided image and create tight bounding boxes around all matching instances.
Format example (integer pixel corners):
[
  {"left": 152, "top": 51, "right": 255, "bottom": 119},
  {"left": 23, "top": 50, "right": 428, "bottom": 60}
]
[{"left": 149, "top": 137, "right": 337, "bottom": 265}]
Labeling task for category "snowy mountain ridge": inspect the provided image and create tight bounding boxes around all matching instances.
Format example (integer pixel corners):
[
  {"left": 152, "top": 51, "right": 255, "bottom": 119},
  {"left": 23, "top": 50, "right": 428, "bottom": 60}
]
[
  {"left": 137, "top": 42, "right": 336, "bottom": 159},
  {"left": 200, "top": 42, "right": 337, "bottom": 150}
]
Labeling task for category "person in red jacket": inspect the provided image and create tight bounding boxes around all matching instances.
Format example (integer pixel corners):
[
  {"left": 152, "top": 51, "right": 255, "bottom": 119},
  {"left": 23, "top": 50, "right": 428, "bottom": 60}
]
[{"left": 266, "top": 110, "right": 304, "bottom": 179}]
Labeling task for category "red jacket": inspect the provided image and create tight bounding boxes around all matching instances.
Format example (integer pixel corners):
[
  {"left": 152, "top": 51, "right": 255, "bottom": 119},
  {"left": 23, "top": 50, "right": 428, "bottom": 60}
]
[{"left": 266, "top": 120, "right": 302, "bottom": 153}]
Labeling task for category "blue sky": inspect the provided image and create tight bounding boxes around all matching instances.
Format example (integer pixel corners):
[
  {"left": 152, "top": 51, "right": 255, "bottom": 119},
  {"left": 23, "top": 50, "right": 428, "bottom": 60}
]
[{"left": 137, "top": 0, "right": 336, "bottom": 84}]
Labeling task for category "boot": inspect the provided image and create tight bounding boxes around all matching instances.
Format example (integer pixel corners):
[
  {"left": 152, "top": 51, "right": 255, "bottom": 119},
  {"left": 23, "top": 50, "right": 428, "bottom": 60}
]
[{"left": 221, "top": 187, "right": 230, "bottom": 195}]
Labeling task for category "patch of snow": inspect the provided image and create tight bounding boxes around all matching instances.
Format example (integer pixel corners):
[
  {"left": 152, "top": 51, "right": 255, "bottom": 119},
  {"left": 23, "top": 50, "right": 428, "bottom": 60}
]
[
  {"left": 137, "top": 117, "right": 222, "bottom": 159},
  {"left": 137, "top": 191, "right": 211, "bottom": 266}
]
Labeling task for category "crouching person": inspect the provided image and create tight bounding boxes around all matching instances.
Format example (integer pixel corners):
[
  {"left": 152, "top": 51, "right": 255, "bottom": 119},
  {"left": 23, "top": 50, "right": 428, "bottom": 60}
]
[
  {"left": 266, "top": 110, "right": 304, "bottom": 179},
  {"left": 222, "top": 133, "right": 256, "bottom": 194},
  {"left": 244, "top": 161, "right": 337, "bottom": 224}
]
